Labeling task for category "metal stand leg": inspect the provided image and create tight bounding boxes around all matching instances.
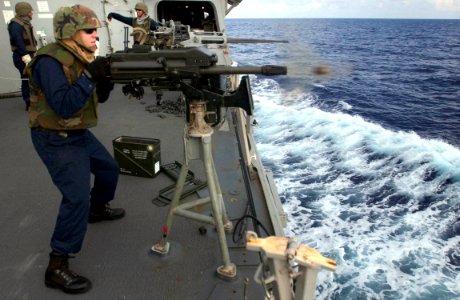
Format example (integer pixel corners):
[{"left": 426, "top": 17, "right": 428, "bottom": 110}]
[
  {"left": 152, "top": 101, "right": 236, "bottom": 280},
  {"left": 151, "top": 142, "right": 191, "bottom": 255},
  {"left": 201, "top": 134, "right": 236, "bottom": 279}
]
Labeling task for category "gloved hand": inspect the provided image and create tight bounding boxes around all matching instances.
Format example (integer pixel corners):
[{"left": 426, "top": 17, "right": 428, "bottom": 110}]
[
  {"left": 107, "top": 13, "right": 112, "bottom": 21},
  {"left": 84, "top": 56, "right": 111, "bottom": 82},
  {"left": 96, "top": 77, "right": 115, "bottom": 103},
  {"left": 21, "top": 54, "right": 32, "bottom": 65}
]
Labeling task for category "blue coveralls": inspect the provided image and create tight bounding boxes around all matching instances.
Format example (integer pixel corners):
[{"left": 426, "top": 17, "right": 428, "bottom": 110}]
[
  {"left": 30, "top": 56, "right": 118, "bottom": 255},
  {"left": 8, "top": 20, "right": 34, "bottom": 106}
]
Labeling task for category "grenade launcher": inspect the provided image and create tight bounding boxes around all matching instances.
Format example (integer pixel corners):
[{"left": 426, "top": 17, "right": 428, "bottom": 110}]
[{"left": 109, "top": 46, "right": 287, "bottom": 122}]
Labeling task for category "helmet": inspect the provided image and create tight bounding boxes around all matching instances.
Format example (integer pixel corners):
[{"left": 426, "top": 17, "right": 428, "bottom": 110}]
[
  {"left": 53, "top": 4, "right": 101, "bottom": 39},
  {"left": 135, "top": 2, "right": 148, "bottom": 14},
  {"left": 15, "top": 2, "right": 33, "bottom": 16}
]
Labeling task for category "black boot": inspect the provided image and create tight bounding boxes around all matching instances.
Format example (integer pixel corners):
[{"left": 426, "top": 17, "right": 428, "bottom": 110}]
[
  {"left": 88, "top": 202, "right": 125, "bottom": 223},
  {"left": 45, "top": 252, "right": 91, "bottom": 294}
]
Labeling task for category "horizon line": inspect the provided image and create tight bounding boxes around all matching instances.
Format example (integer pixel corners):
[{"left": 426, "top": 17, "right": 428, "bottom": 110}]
[{"left": 226, "top": 17, "right": 460, "bottom": 20}]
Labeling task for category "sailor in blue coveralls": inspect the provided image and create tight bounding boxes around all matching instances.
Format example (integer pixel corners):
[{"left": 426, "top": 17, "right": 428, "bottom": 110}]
[
  {"left": 27, "top": 5, "right": 125, "bottom": 294},
  {"left": 8, "top": 1, "right": 37, "bottom": 110},
  {"left": 107, "top": 2, "right": 159, "bottom": 45}
]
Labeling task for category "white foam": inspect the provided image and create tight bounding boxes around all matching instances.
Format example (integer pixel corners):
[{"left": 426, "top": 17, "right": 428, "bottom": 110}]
[
  {"left": 338, "top": 100, "right": 353, "bottom": 110},
  {"left": 251, "top": 76, "right": 460, "bottom": 298}
]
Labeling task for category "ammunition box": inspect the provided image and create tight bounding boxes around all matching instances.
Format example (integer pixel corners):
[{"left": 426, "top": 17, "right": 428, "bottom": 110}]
[{"left": 113, "top": 136, "right": 161, "bottom": 178}]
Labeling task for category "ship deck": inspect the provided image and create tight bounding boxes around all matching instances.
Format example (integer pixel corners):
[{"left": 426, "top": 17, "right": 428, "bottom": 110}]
[{"left": 0, "top": 86, "right": 282, "bottom": 299}]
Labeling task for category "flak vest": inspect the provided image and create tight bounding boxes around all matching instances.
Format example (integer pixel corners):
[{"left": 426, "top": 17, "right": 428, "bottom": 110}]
[
  {"left": 132, "top": 18, "right": 154, "bottom": 45},
  {"left": 27, "top": 43, "right": 98, "bottom": 130},
  {"left": 9, "top": 17, "right": 37, "bottom": 53}
]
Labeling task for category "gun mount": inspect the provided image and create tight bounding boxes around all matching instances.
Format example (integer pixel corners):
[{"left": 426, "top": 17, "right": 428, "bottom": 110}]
[{"left": 109, "top": 46, "right": 287, "bottom": 124}]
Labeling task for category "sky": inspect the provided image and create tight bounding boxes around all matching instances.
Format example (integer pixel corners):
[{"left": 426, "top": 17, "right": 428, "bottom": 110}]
[{"left": 227, "top": 0, "right": 460, "bottom": 19}]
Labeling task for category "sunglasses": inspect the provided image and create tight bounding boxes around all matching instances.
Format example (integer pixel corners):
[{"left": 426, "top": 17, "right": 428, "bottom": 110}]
[
  {"left": 83, "top": 28, "right": 97, "bottom": 34},
  {"left": 135, "top": 9, "right": 143, "bottom": 11}
]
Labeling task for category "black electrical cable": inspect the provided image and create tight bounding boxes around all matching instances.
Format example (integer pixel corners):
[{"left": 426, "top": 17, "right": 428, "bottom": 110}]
[{"left": 232, "top": 214, "right": 270, "bottom": 243}]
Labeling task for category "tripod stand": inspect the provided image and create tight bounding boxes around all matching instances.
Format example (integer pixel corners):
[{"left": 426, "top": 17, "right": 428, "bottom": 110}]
[{"left": 152, "top": 100, "right": 237, "bottom": 280}]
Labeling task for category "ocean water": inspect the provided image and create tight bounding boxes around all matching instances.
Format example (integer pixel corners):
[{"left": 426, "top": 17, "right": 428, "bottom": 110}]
[{"left": 225, "top": 19, "right": 460, "bottom": 299}]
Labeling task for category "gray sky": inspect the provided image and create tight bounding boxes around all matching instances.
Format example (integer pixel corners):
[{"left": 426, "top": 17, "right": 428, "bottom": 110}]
[{"left": 227, "top": 0, "right": 460, "bottom": 19}]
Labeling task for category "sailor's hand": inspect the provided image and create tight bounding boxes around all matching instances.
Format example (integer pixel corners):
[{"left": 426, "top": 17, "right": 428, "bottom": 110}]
[
  {"left": 96, "top": 77, "right": 114, "bottom": 103},
  {"left": 107, "top": 13, "right": 112, "bottom": 21},
  {"left": 21, "top": 54, "right": 32, "bottom": 65},
  {"left": 84, "top": 56, "right": 111, "bottom": 82}
]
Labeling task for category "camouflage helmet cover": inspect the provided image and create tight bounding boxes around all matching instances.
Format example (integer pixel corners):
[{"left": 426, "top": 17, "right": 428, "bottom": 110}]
[
  {"left": 15, "top": 2, "right": 33, "bottom": 16},
  {"left": 135, "top": 2, "right": 148, "bottom": 14},
  {"left": 53, "top": 4, "right": 101, "bottom": 39}
]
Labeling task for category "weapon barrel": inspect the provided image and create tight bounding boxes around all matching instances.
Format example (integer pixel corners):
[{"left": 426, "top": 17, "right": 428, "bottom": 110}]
[
  {"left": 199, "top": 65, "right": 287, "bottom": 76},
  {"left": 227, "top": 38, "right": 289, "bottom": 44},
  {"left": 110, "top": 65, "right": 288, "bottom": 82}
]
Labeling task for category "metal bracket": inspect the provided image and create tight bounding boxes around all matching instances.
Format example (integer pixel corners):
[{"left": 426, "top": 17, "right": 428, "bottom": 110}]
[{"left": 246, "top": 231, "right": 337, "bottom": 300}]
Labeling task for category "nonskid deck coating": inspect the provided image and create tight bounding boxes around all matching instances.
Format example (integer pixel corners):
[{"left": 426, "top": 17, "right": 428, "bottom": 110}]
[{"left": 0, "top": 87, "right": 275, "bottom": 299}]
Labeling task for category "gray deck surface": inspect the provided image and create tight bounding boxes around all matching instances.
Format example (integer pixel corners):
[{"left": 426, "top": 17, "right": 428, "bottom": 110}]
[{"left": 0, "top": 86, "right": 276, "bottom": 299}]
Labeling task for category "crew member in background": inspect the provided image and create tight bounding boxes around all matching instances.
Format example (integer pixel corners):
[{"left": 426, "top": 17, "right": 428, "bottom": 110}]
[
  {"left": 27, "top": 4, "right": 125, "bottom": 294},
  {"left": 8, "top": 1, "right": 37, "bottom": 111},
  {"left": 107, "top": 2, "right": 158, "bottom": 45}
]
